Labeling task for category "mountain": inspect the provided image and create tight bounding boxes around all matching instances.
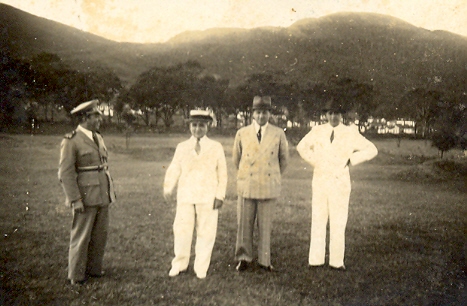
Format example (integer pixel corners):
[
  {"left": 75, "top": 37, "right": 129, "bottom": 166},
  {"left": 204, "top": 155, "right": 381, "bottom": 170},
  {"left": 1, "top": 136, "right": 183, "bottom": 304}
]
[
  {"left": 0, "top": 4, "right": 169, "bottom": 84},
  {"left": 1, "top": 3, "right": 466, "bottom": 107}
]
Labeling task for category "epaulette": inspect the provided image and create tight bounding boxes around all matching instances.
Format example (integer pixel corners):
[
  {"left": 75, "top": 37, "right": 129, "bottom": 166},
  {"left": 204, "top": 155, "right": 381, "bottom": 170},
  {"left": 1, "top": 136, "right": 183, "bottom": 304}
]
[{"left": 64, "top": 130, "right": 76, "bottom": 139}]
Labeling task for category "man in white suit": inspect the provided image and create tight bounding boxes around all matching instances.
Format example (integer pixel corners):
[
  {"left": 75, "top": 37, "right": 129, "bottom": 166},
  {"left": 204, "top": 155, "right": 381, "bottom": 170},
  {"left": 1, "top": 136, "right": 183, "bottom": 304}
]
[
  {"left": 233, "top": 96, "right": 289, "bottom": 272},
  {"left": 296, "top": 99, "right": 378, "bottom": 270},
  {"left": 164, "top": 109, "right": 227, "bottom": 279}
]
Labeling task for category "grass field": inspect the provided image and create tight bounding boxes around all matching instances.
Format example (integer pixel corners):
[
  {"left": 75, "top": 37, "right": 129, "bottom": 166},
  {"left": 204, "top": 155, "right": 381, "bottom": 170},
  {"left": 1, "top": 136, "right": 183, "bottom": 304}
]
[{"left": 0, "top": 132, "right": 466, "bottom": 305}]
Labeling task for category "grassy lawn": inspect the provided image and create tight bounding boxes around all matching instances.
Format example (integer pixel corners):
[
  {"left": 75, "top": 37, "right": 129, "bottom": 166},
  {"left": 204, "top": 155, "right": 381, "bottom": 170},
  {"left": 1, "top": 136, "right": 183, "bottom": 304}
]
[{"left": 0, "top": 133, "right": 465, "bottom": 305}]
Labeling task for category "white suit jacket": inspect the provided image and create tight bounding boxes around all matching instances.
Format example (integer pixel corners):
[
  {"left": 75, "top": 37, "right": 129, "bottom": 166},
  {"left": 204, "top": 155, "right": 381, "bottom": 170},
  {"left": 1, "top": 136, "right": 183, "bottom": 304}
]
[
  {"left": 164, "top": 136, "right": 227, "bottom": 205},
  {"left": 296, "top": 123, "right": 378, "bottom": 183}
]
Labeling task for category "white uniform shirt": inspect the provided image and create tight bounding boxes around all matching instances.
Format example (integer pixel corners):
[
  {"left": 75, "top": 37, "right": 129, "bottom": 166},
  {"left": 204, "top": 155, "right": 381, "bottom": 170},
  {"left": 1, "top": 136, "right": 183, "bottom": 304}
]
[
  {"left": 77, "top": 124, "right": 93, "bottom": 141},
  {"left": 296, "top": 123, "right": 378, "bottom": 180},
  {"left": 164, "top": 136, "right": 227, "bottom": 205}
]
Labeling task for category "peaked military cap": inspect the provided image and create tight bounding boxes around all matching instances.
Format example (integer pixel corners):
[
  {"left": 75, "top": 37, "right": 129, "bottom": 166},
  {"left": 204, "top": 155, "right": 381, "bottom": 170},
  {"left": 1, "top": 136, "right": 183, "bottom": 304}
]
[{"left": 70, "top": 99, "right": 102, "bottom": 115}]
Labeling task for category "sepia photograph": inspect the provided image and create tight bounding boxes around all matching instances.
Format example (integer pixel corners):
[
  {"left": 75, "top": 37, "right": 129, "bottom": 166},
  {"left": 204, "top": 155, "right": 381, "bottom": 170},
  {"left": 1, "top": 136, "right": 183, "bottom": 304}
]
[{"left": 0, "top": 0, "right": 466, "bottom": 305}]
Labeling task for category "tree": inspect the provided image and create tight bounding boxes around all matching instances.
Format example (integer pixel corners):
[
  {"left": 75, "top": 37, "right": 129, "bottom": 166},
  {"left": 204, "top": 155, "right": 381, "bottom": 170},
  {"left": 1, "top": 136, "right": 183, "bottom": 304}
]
[
  {"left": 120, "top": 104, "right": 136, "bottom": 149},
  {"left": 83, "top": 66, "right": 122, "bottom": 102},
  {"left": 226, "top": 84, "right": 256, "bottom": 127},
  {"left": 326, "top": 76, "right": 376, "bottom": 129},
  {"left": 56, "top": 69, "right": 91, "bottom": 114},
  {"left": 0, "top": 52, "right": 31, "bottom": 129},
  {"left": 229, "top": 72, "right": 283, "bottom": 127},
  {"left": 128, "top": 61, "right": 207, "bottom": 128},
  {"left": 431, "top": 99, "right": 465, "bottom": 158},
  {"left": 396, "top": 88, "right": 441, "bottom": 137},
  {"left": 300, "top": 82, "right": 330, "bottom": 125},
  {"left": 432, "top": 130, "right": 458, "bottom": 158},
  {"left": 29, "top": 52, "right": 65, "bottom": 121},
  {"left": 27, "top": 53, "right": 122, "bottom": 122},
  {"left": 193, "top": 74, "right": 229, "bottom": 128}
]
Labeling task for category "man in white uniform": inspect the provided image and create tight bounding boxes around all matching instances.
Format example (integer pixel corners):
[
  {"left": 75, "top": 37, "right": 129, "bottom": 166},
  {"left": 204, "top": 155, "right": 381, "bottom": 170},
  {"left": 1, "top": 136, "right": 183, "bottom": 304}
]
[
  {"left": 296, "top": 99, "right": 378, "bottom": 270},
  {"left": 164, "top": 110, "right": 227, "bottom": 279}
]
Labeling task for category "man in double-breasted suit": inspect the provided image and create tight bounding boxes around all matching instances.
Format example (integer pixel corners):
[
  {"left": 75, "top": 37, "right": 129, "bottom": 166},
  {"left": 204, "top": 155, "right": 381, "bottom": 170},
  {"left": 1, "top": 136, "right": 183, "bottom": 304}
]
[
  {"left": 296, "top": 99, "right": 377, "bottom": 270},
  {"left": 233, "top": 96, "right": 289, "bottom": 272},
  {"left": 58, "top": 99, "right": 116, "bottom": 285}
]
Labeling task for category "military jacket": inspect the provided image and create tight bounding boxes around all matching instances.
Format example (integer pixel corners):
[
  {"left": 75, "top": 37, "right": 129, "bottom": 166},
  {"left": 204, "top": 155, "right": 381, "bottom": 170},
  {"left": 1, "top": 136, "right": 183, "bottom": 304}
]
[{"left": 58, "top": 128, "right": 116, "bottom": 207}]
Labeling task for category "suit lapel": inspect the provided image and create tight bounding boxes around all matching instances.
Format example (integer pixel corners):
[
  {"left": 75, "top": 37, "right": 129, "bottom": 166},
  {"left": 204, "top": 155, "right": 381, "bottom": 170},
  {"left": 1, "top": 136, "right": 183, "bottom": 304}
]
[
  {"left": 248, "top": 124, "right": 277, "bottom": 163},
  {"left": 248, "top": 124, "right": 261, "bottom": 149},
  {"left": 259, "top": 125, "right": 275, "bottom": 151}
]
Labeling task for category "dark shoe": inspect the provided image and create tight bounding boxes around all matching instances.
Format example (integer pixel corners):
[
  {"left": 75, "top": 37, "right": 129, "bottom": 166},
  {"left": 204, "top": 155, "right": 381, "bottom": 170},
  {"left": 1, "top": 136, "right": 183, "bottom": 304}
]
[
  {"left": 87, "top": 271, "right": 105, "bottom": 278},
  {"left": 70, "top": 279, "right": 86, "bottom": 285},
  {"left": 330, "top": 265, "right": 346, "bottom": 271},
  {"left": 308, "top": 264, "right": 325, "bottom": 269},
  {"left": 258, "top": 264, "right": 276, "bottom": 272},
  {"left": 236, "top": 260, "right": 249, "bottom": 272}
]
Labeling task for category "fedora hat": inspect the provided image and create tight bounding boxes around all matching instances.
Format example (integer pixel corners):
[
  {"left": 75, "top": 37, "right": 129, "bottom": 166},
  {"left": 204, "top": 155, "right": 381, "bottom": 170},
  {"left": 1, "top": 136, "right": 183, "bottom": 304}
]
[
  {"left": 322, "top": 98, "right": 346, "bottom": 114},
  {"left": 188, "top": 109, "right": 213, "bottom": 122},
  {"left": 70, "top": 99, "right": 102, "bottom": 116},
  {"left": 252, "top": 96, "right": 272, "bottom": 110}
]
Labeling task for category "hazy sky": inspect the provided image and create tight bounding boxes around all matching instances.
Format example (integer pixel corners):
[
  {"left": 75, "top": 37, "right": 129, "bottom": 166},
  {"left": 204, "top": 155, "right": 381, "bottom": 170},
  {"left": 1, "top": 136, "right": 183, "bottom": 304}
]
[{"left": 2, "top": 0, "right": 466, "bottom": 43}]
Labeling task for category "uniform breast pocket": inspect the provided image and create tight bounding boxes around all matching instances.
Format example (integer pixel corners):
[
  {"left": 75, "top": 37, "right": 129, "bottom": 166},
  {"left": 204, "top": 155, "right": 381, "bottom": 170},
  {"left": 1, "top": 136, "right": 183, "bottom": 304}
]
[{"left": 78, "top": 151, "right": 95, "bottom": 164}]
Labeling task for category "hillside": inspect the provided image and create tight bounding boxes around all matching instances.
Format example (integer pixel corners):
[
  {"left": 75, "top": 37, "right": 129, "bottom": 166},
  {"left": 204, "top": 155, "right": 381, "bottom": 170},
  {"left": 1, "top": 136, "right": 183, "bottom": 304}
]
[
  {"left": 1, "top": 3, "right": 466, "bottom": 108},
  {"left": 0, "top": 4, "right": 168, "bottom": 85}
]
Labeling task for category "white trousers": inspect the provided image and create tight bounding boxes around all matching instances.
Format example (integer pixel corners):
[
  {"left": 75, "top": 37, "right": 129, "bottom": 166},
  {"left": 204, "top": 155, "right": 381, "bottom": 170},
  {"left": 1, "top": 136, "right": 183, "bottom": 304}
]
[
  {"left": 171, "top": 203, "right": 218, "bottom": 277},
  {"left": 309, "top": 177, "right": 351, "bottom": 267}
]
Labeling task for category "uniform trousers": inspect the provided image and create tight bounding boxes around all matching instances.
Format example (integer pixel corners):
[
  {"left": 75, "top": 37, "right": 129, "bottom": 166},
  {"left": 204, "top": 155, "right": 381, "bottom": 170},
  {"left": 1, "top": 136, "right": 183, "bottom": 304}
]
[
  {"left": 235, "top": 197, "right": 275, "bottom": 267},
  {"left": 69, "top": 206, "right": 109, "bottom": 281},
  {"left": 309, "top": 176, "right": 350, "bottom": 268},
  {"left": 171, "top": 203, "right": 218, "bottom": 277}
]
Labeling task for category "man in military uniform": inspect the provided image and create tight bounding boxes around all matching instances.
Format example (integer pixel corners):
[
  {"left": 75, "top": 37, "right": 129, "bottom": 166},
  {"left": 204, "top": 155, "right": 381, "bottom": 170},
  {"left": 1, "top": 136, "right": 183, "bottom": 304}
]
[{"left": 58, "top": 99, "right": 116, "bottom": 285}]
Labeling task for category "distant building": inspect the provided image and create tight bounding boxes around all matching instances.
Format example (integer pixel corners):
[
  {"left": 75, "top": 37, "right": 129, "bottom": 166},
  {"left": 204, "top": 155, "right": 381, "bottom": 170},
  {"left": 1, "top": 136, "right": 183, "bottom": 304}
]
[
  {"left": 371, "top": 117, "right": 416, "bottom": 134},
  {"left": 98, "top": 102, "right": 114, "bottom": 117}
]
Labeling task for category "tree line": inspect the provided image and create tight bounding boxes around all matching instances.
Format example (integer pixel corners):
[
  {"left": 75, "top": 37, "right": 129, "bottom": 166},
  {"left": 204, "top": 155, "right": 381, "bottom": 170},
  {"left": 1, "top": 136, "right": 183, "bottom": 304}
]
[
  {"left": 1, "top": 51, "right": 465, "bottom": 154},
  {"left": 1, "top": 51, "right": 122, "bottom": 126}
]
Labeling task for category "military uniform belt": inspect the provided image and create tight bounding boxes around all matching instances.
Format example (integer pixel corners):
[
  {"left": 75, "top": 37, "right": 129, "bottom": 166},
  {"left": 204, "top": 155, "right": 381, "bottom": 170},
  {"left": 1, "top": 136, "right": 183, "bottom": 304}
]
[{"left": 77, "top": 164, "right": 108, "bottom": 172}]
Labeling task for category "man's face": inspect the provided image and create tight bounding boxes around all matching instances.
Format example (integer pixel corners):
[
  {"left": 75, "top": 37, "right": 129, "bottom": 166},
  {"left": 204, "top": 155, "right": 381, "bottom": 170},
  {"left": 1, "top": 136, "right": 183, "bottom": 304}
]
[
  {"left": 252, "top": 109, "right": 270, "bottom": 126},
  {"left": 326, "top": 111, "right": 342, "bottom": 127},
  {"left": 85, "top": 113, "right": 103, "bottom": 132},
  {"left": 190, "top": 121, "right": 209, "bottom": 139}
]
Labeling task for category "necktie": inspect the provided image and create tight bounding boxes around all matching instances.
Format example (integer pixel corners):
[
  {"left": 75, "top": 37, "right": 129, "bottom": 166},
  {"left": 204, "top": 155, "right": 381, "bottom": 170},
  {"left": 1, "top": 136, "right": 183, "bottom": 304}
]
[
  {"left": 92, "top": 132, "right": 100, "bottom": 148},
  {"left": 257, "top": 127, "right": 262, "bottom": 143},
  {"left": 92, "top": 132, "right": 103, "bottom": 162},
  {"left": 330, "top": 129, "right": 334, "bottom": 143},
  {"left": 195, "top": 138, "right": 201, "bottom": 155}
]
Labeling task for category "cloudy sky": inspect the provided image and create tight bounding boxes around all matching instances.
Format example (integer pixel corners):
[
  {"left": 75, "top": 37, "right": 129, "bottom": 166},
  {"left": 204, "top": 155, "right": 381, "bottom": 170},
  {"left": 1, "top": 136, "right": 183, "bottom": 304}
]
[{"left": 2, "top": 0, "right": 466, "bottom": 43}]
